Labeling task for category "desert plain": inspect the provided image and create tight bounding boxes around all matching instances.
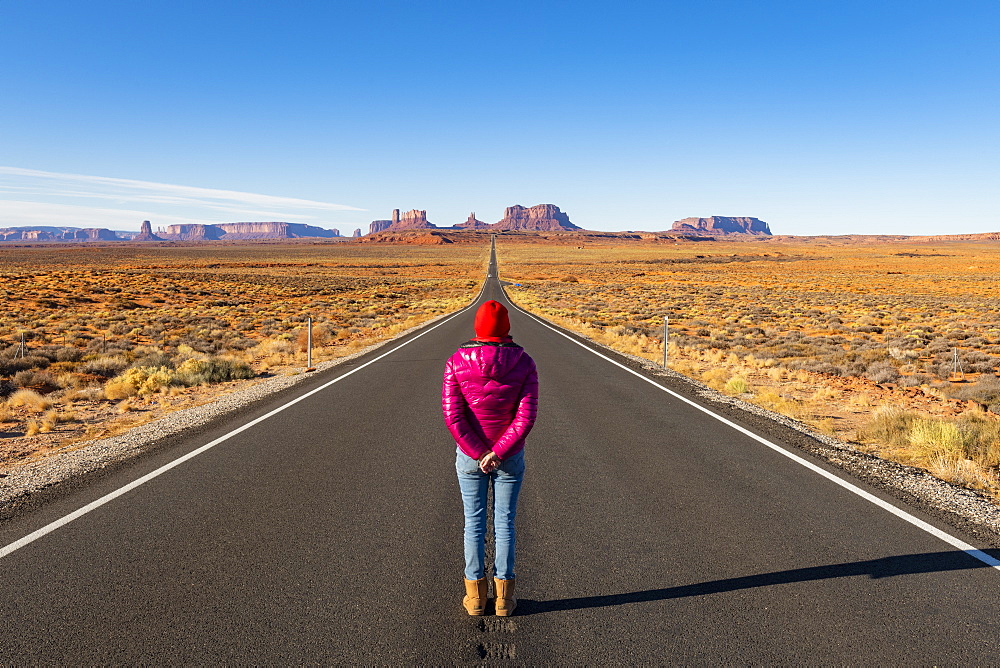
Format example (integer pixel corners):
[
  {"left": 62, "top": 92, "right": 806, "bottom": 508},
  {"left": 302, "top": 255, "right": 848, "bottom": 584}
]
[{"left": 2, "top": 232, "right": 1000, "bottom": 501}]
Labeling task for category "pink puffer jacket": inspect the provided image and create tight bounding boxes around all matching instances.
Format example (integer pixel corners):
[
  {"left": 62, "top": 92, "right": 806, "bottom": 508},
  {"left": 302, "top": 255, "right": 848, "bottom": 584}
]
[{"left": 442, "top": 341, "right": 539, "bottom": 461}]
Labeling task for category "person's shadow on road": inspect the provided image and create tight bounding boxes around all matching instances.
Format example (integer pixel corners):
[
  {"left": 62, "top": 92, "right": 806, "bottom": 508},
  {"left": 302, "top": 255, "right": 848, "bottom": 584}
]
[{"left": 517, "top": 550, "right": 1000, "bottom": 615}]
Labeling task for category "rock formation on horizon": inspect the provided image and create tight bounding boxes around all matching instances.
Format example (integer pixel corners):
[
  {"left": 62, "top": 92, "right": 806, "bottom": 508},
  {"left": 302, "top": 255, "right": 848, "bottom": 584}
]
[
  {"left": 493, "top": 204, "right": 580, "bottom": 231},
  {"left": 0, "top": 226, "right": 121, "bottom": 241},
  {"left": 369, "top": 208, "right": 437, "bottom": 233},
  {"left": 352, "top": 228, "right": 362, "bottom": 237},
  {"left": 156, "top": 222, "right": 341, "bottom": 241},
  {"left": 133, "top": 220, "right": 164, "bottom": 241},
  {"left": 369, "top": 219, "right": 392, "bottom": 234},
  {"left": 454, "top": 212, "right": 490, "bottom": 229},
  {"left": 68, "top": 228, "right": 119, "bottom": 241},
  {"left": 0, "top": 228, "right": 58, "bottom": 241},
  {"left": 366, "top": 204, "right": 579, "bottom": 234},
  {"left": 393, "top": 209, "right": 436, "bottom": 230},
  {"left": 671, "top": 216, "right": 771, "bottom": 236}
]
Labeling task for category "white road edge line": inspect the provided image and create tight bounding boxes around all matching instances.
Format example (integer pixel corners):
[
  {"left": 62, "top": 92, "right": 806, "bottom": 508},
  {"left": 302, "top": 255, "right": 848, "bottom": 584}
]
[
  {"left": 0, "top": 287, "right": 487, "bottom": 562},
  {"left": 506, "top": 296, "right": 1000, "bottom": 572}
]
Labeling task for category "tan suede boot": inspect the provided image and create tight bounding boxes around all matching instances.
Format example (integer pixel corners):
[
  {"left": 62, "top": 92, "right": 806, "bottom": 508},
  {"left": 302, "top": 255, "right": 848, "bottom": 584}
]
[
  {"left": 463, "top": 578, "right": 488, "bottom": 616},
  {"left": 494, "top": 577, "right": 517, "bottom": 616}
]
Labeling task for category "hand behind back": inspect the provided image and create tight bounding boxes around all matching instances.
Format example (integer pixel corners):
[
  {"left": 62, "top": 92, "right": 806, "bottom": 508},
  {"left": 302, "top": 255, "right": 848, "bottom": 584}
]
[{"left": 479, "top": 451, "right": 500, "bottom": 474}]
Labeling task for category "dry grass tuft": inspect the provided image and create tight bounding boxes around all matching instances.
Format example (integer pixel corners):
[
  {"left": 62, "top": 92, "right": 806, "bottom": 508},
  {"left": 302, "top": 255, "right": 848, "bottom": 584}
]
[
  {"left": 8, "top": 389, "right": 53, "bottom": 412},
  {"left": 724, "top": 376, "right": 750, "bottom": 396}
]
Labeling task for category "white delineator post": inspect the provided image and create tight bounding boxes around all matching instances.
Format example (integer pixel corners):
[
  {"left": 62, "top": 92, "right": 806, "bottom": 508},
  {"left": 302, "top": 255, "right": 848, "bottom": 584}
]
[
  {"left": 307, "top": 316, "right": 313, "bottom": 369},
  {"left": 663, "top": 316, "right": 669, "bottom": 369}
]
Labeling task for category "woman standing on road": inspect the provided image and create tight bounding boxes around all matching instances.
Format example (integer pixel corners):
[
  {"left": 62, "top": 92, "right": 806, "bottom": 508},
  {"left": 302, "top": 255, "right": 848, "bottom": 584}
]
[{"left": 442, "top": 300, "right": 538, "bottom": 617}]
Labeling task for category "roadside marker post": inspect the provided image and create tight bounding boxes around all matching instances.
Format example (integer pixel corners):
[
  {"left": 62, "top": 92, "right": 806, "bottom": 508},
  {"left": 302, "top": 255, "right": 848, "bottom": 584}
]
[
  {"left": 663, "top": 316, "right": 669, "bottom": 369},
  {"left": 307, "top": 316, "right": 313, "bottom": 370}
]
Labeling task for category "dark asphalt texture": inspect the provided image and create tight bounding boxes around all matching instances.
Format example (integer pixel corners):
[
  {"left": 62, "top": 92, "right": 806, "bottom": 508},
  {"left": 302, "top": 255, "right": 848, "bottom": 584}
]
[{"left": 1, "top": 238, "right": 998, "bottom": 664}]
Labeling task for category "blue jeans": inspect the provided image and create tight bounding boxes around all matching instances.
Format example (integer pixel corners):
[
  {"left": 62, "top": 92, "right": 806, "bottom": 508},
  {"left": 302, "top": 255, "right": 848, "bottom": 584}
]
[{"left": 455, "top": 448, "right": 525, "bottom": 581}]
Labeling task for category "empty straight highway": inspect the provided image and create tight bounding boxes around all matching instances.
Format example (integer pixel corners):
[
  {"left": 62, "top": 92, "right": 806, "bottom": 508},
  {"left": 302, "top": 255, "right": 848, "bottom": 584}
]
[{"left": 1, "top": 238, "right": 998, "bottom": 663}]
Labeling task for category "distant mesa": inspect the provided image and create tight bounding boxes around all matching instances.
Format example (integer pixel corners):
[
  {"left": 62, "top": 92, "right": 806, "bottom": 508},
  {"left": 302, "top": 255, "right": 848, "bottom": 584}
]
[
  {"left": 352, "top": 228, "right": 362, "bottom": 238},
  {"left": 494, "top": 204, "right": 580, "bottom": 231},
  {"left": 0, "top": 220, "right": 345, "bottom": 242},
  {"left": 369, "top": 209, "right": 437, "bottom": 234},
  {"left": 65, "top": 228, "right": 119, "bottom": 241},
  {"left": 0, "top": 226, "right": 121, "bottom": 242},
  {"left": 369, "top": 219, "right": 392, "bottom": 234},
  {"left": 157, "top": 222, "right": 342, "bottom": 240},
  {"left": 367, "top": 204, "right": 578, "bottom": 235},
  {"left": 670, "top": 216, "right": 771, "bottom": 236},
  {"left": 394, "top": 209, "right": 435, "bottom": 230}
]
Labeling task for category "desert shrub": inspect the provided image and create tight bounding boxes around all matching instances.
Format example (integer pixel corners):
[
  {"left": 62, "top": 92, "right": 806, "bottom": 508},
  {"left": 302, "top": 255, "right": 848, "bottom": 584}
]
[
  {"left": 970, "top": 361, "right": 999, "bottom": 373},
  {"left": 296, "top": 325, "right": 332, "bottom": 352},
  {"left": 888, "top": 345, "right": 921, "bottom": 360},
  {"left": 933, "top": 362, "right": 956, "bottom": 380},
  {"left": 887, "top": 337, "right": 925, "bottom": 351},
  {"left": 926, "top": 340, "right": 952, "bottom": 355},
  {"left": 12, "top": 369, "right": 59, "bottom": 391},
  {"left": 55, "top": 346, "right": 83, "bottom": 362},
  {"left": 961, "top": 350, "right": 991, "bottom": 364},
  {"left": 81, "top": 355, "right": 130, "bottom": 378},
  {"left": 864, "top": 361, "right": 901, "bottom": 384},
  {"left": 27, "top": 347, "right": 58, "bottom": 362},
  {"left": 223, "top": 337, "right": 258, "bottom": 351},
  {"left": 0, "top": 355, "right": 50, "bottom": 375},
  {"left": 899, "top": 373, "right": 933, "bottom": 387},
  {"left": 787, "top": 359, "right": 843, "bottom": 376},
  {"left": 104, "top": 366, "right": 174, "bottom": 400},
  {"left": 131, "top": 350, "right": 175, "bottom": 369},
  {"left": 108, "top": 322, "right": 133, "bottom": 335},
  {"left": 173, "top": 357, "right": 254, "bottom": 386},
  {"left": 180, "top": 339, "right": 221, "bottom": 354}
]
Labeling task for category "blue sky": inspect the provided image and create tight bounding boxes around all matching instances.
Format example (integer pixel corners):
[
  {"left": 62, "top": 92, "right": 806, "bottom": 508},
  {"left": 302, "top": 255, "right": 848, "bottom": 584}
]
[{"left": 1, "top": 1, "right": 997, "bottom": 235}]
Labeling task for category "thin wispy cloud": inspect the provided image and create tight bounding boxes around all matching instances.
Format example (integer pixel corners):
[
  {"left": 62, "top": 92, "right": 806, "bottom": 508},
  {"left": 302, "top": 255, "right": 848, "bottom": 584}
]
[
  {"left": 0, "top": 200, "right": 226, "bottom": 230},
  {"left": 0, "top": 166, "right": 365, "bottom": 230}
]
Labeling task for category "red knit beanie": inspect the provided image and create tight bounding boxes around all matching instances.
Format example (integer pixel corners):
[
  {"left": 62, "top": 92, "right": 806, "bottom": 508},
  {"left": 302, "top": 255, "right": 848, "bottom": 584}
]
[{"left": 473, "top": 300, "right": 511, "bottom": 342}]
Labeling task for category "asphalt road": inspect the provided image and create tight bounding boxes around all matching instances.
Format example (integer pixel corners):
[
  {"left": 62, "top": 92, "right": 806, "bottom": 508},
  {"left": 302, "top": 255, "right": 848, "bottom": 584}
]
[{"left": 1, "top": 238, "right": 998, "bottom": 663}]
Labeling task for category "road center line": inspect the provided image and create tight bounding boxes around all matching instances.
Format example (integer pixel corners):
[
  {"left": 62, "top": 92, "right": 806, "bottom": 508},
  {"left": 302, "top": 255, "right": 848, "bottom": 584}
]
[
  {"left": 506, "top": 296, "right": 1000, "bottom": 572},
  {"left": 0, "top": 292, "right": 484, "bottom": 562}
]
